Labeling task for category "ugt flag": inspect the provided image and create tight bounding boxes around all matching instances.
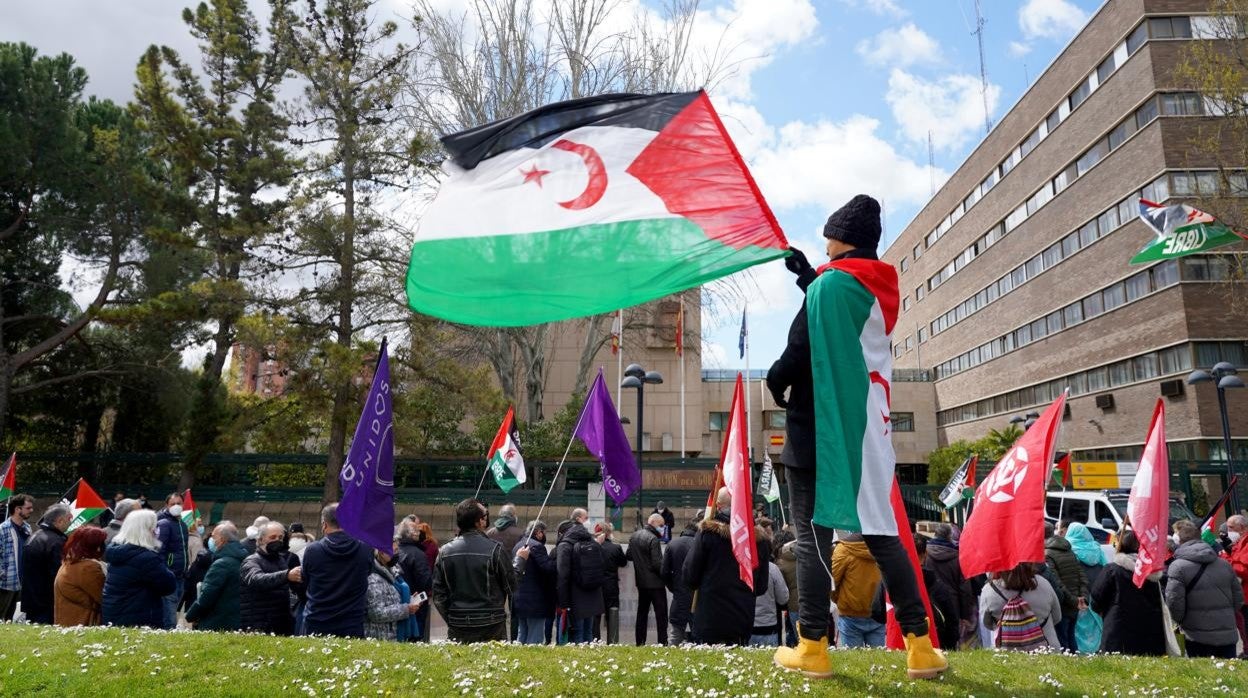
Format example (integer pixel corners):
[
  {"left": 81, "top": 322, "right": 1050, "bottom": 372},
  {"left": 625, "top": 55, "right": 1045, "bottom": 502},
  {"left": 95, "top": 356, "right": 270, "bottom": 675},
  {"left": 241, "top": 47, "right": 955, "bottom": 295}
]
[
  {"left": 719, "top": 373, "right": 758, "bottom": 590},
  {"left": 59, "top": 478, "right": 108, "bottom": 533},
  {"left": 407, "top": 91, "right": 789, "bottom": 326},
  {"left": 960, "top": 393, "right": 1066, "bottom": 579},
  {"left": 487, "top": 406, "right": 526, "bottom": 494},
  {"left": 574, "top": 369, "right": 639, "bottom": 505},
  {"left": 1127, "top": 399, "right": 1168, "bottom": 588},
  {"left": 1130, "top": 199, "right": 1246, "bottom": 263},
  {"left": 338, "top": 339, "right": 395, "bottom": 552}
]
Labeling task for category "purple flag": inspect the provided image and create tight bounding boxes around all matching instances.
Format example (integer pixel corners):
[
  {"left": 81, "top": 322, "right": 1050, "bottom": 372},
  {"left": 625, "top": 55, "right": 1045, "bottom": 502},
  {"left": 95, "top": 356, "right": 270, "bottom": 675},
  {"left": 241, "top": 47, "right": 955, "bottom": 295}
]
[
  {"left": 574, "top": 368, "right": 639, "bottom": 505},
  {"left": 338, "top": 339, "right": 395, "bottom": 552}
]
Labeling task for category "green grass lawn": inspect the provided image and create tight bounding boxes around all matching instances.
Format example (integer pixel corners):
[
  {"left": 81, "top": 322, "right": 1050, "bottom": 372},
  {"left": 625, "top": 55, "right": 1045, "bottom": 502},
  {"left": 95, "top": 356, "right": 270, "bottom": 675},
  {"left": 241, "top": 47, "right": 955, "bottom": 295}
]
[{"left": 0, "top": 624, "right": 1244, "bottom": 697}]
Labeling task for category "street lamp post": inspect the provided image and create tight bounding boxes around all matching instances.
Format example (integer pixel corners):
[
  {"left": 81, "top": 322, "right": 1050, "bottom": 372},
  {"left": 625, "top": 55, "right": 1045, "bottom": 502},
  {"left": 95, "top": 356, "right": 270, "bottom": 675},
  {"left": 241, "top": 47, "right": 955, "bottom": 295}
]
[
  {"left": 622, "top": 363, "right": 664, "bottom": 527},
  {"left": 1188, "top": 361, "right": 1245, "bottom": 513}
]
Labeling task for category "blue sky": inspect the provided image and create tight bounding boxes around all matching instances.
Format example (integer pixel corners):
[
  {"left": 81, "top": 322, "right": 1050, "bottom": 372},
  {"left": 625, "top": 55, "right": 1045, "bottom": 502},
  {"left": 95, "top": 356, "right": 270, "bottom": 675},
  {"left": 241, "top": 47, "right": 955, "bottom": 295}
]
[{"left": 3, "top": 0, "right": 1101, "bottom": 372}]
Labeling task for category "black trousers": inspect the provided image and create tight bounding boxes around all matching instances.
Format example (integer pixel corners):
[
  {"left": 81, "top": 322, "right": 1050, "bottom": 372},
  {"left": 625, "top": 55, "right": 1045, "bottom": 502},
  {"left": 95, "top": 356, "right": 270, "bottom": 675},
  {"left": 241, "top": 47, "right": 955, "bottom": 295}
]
[
  {"left": 635, "top": 587, "right": 669, "bottom": 645},
  {"left": 1186, "top": 638, "right": 1236, "bottom": 659},
  {"left": 448, "top": 621, "right": 507, "bottom": 643},
  {"left": 787, "top": 465, "right": 928, "bottom": 640}
]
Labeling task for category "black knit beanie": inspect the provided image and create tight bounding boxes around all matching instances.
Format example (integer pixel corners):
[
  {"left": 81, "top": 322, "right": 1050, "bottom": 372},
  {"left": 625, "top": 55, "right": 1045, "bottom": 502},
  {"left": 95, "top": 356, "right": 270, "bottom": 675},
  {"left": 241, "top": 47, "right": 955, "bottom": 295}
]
[{"left": 823, "top": 194, "right": 882, "bottom": 250}]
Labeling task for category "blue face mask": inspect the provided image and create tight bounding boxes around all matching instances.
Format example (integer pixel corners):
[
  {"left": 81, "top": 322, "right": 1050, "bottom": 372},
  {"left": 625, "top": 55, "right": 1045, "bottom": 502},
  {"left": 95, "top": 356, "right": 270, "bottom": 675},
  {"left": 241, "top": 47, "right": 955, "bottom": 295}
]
[
  {"left": 207, "top": 538, "right": 219, "bottom": 553},
  {"left": 196, "top": 525, "right": 205, "bottom": 537}
]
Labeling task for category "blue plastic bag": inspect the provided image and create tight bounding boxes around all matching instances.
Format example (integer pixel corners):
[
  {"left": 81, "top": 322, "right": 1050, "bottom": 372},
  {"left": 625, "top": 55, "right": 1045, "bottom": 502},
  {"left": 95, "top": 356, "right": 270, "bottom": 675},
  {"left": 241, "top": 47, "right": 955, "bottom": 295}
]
[{"left": 1075, "top": 608, "right": 1103, "bottom": 654}]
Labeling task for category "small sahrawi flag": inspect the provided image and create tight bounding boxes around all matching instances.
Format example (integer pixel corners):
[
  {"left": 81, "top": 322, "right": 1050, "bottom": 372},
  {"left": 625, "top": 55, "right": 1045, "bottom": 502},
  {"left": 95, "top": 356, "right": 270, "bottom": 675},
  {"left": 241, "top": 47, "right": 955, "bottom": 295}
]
[
  {"left": 181, "top": 489, "right": 200, "bottom": 528},
  {"left": 1130, "top": 199, "right": 1246, "bottom": 264},
  {"left": 407, "top": 91, "right": 789, "bottom": 326},
  {"left": 1200, "top": 475, "right": 1238, "bottom": 546},
  {"left": 487, "top": 406, "right": 526, "bottom": 493},
  {"left": 940, "top": 454, "right": 978, "bottom": 509},
  {"left": 60, "top": 478, "right": 108, "bottom": 532},
  {"left": 0, "top": 452, "right": 15, "bottom": 500},
  {"left": 758, "top": 454, "right": 781, "bottom": 504}
]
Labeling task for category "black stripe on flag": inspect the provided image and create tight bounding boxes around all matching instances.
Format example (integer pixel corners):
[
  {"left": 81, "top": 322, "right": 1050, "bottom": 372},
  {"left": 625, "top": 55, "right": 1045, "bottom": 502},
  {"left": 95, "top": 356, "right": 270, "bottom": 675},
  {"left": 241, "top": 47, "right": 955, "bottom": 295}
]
[{"left": 441, "top": 91, "right": 700, "bottom": 169}]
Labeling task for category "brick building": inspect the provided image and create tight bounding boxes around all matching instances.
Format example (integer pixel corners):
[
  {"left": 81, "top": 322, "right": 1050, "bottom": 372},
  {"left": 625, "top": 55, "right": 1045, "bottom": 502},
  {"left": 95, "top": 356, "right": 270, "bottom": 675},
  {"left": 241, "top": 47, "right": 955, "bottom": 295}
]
[{"left": 881, "top": 0, "right": 1248, "bottom": 468}]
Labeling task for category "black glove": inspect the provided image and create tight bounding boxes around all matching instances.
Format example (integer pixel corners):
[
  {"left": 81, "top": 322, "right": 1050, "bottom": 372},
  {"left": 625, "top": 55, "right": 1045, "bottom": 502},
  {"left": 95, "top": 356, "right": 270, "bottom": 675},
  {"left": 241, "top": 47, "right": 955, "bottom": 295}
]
[
  {"left": 784, "top": 247, "right": 812, "bottom": 276},
  {"left": 768, "top": 382, "right": 789, "bottom": 409}
]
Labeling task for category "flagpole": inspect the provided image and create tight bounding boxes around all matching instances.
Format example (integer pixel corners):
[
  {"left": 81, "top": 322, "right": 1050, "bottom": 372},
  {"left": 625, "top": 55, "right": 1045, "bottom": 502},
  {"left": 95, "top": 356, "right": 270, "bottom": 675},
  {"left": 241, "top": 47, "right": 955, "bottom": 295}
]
[
  {"left": 615, "top": 309, "right": 623, "bottom": 411},
  {"left": 473, "top": 463, "right": 492, "bottom": 501},
  {"left": 521, "top": 401, "right": 592, "bottom": 550},
  {"left": 679, "top": 297, "right": 686, "bottom": 460},
  {"left": 743, "top": 304, "right": 752, "bottom": 464}
]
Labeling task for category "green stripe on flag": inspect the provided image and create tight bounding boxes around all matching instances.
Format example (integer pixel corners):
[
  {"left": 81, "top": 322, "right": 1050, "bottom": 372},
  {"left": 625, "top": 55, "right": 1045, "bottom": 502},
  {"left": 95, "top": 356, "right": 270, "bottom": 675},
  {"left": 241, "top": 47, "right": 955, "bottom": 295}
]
[
  {"left": 490, "top": 452, "right": 521, "bottom": 493},
  {"left": 406, "top": 218, "right": 784, "bottom": 326},
  {"left": 808, "top": 270, "right": 875, "bottom": 531}
]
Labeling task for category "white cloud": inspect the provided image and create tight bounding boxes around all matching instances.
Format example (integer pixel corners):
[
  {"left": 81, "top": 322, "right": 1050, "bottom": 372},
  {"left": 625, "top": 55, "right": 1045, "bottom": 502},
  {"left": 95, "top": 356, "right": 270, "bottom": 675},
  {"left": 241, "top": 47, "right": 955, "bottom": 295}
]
[
  {"left": 856, "top": 23, "right": 943, "bottom": 68},
  {"left": 690, "top": 0, "right": 819, "bottom": 101},
  {"left": 748, "top": 115, "right": 940, "bottom": 215},
  {"left": 885, "top": 68, "right": 1000, "bottom": 151},
  {"left": 1019, "top": 0, "right": 1088, "bottom": 41},
  {"left": 838, "top": 0, "right": 907, "bottom": 18},
  {"left": 1008, "top": 40, "right": 1033, "bottom": 57}
]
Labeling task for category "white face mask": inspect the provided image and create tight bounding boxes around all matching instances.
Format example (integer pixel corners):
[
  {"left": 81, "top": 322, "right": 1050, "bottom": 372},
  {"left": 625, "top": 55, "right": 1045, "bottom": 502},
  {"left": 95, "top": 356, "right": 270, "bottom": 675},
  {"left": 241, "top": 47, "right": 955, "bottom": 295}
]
[
  {"left": 1170, "top": 533, "right": 1181, "bottom": 546},
  {"left": 1229, "top": 531, "right": 1242, "bottom": 544},
  {"left": 168, "top": 505, "right": 183, "bottom": 517}
]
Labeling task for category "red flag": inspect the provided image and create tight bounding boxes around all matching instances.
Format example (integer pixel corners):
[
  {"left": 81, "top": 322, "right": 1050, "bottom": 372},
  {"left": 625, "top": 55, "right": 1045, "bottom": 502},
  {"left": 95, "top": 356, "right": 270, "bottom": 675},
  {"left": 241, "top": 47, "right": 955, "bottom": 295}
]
[
  {"left": 1053, "top": 453, "right": 1072, "bottom": 487},
  {"left": 960, "top": 393, "right": 1066, "bottom": 579},
  {"left": 884, "top": 478, "right": 941, "bottom": 650},
  {"left": 1127, "top": 399, "right": 1168, "bottom": 588},
  {"left": 716, "top": 373, "right": 757, "bottom": 589}
]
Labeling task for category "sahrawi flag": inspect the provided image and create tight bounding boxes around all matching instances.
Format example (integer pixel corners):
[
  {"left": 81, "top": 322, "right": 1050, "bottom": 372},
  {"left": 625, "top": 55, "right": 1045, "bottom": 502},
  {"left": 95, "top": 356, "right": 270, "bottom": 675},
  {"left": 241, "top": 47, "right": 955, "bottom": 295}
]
[
  {"left": 1200, "top": 475, "right": 1239, "bottom": 546},
  {"left": 180, "top": 489, "right": 200, "bottom": 528},
  {"left": 487, "top": 406, "right": 526, "bottom": 494},
  {"left": 60, "top": 478, "right": 108, "bottom": 532},
  {"left": 407, "top": 91, "right": 789, "bottom": 326},
  {"left": 1130, "top": 199, "right": 1247, "bottom": 264},
  {"left": 338, "top": 339, "right": 396, "bottom": 552},
  {"left": 960, "top": 393, "right": 1066, "bottom": 579},
  {"left": 806, "top": 258, "right": 902, "bottom": 534},
  {"left": 1127, "top": 399, "right": 1169, "bottom": 588},
  {"left": 939, "top": 454, "right": 978, "bottom": 509},
  {"left": 0, "top": 452, "right": 15, "bottom": 500}
]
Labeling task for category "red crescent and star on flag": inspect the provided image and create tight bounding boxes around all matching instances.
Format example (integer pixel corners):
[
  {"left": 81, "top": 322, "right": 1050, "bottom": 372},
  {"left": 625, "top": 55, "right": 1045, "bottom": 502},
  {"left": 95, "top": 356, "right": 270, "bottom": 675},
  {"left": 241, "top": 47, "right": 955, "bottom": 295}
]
[{"left": 519, "top": 138, "right": 608, "bottom": 210}]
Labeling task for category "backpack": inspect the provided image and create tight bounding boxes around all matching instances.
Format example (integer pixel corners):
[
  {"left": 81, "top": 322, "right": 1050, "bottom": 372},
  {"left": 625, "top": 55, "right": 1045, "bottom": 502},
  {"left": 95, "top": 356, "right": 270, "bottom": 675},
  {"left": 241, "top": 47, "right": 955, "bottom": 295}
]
[
  {"left": 572, "top": 538, "right": 605, "bottom": 590},
  {"left": 990, "top": 582, "right": 1048, "bottom": 651}
]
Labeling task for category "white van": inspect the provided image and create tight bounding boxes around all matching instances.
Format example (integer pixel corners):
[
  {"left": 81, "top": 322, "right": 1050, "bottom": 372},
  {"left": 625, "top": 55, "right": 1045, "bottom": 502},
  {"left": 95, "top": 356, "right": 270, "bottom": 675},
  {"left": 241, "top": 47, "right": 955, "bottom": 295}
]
[{"left": 1044, "top": 489, "right": 1198, "bottom": 546}]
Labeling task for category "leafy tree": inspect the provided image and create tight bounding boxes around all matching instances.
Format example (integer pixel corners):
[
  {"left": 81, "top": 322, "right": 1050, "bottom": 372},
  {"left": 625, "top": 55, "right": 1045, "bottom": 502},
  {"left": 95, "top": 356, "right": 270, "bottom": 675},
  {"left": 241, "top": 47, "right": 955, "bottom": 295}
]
[
  {"left": 925, "top": 425, "right": 1022, "bottom": 486},
  {"left": 131, "top": 0, "right": 296, "bottom": 489}
]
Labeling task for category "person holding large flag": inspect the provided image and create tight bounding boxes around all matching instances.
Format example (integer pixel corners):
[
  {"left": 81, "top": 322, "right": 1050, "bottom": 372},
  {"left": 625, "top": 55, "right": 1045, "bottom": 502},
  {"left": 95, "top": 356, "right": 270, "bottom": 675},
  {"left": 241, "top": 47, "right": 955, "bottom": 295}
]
[{"left": 768, "top": 195, "right": 946, "bottom": 680}]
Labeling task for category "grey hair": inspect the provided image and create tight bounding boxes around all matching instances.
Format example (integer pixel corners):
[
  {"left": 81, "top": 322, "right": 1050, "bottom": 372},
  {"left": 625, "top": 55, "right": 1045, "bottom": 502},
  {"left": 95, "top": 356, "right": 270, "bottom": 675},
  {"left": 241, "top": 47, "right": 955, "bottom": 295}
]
[
  {"left": 499, "top": 503, "right": 516, "bottom": 518},
  {"left": 398, "top": 519, "right": 420, "bottom": 542},
  {"left": 1228, "top": 514, "right": 1247, "bottom": 529},
  {"left": 321, "top": 503, "right": 340, "bottom": 529},
  {"left": 41, "top": 503, "right": 72, "bottom": 526},
  {"left": 262, "top": 521, "right": 286, "bottom": 537},
  {"left": 934, "top": 523, "right": 953, "bottom": 541},
  {"left": 647, "top": 513, "right": 666, "bottom": 528},
  {"left": 570, "top": 508, "right": 588, "bottom": 521},
  {"left": 113, "top": 498, "right": 139, "bottom": 522},
  {"left": 116, "top": 510, "right": 160, "bottom": 550},
  {"left": 214, "top": 520, "right": 240, "bottom": 542}
]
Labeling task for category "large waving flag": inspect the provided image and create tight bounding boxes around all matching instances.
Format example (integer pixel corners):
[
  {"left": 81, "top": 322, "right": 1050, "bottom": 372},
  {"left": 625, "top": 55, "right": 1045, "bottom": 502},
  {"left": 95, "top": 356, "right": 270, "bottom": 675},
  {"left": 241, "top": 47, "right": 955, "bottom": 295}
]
[
  {"left": 574, "top": 369, "right": 640, "bottom": 505},
  {"left": 960, "top": 394, "right": 1066, "bottom": 579},
  {"left": 406, "top": 91, "right": 789, "bottom": 326},
  {"left": 0, "top": 453, "right": 15, "bottom": 500},
  {"left": 60, "top": 478, "right": 108, "bottom": 532},
  {"left": 884, "top": 479, "right": 941, "bottom": 650},
  {"left": 1127, "top": 399, "right": 1169, "bottom": 587},
  {"left": 719, "top": 373, "right": 758, "bottom": 590},
  {"left": 487, "top": 406, "right": 526, "bottom": 494},
  {"left": 338, "top": 339, "right": 395, "bottom": 552},
  {"left": 1130, "top": 199, "right": 1246, "bottom": 264}
]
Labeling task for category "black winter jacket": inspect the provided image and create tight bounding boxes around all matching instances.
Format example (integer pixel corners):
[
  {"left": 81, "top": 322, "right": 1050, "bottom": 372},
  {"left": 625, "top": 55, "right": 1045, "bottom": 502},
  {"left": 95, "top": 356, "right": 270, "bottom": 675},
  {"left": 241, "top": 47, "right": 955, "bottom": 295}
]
[
  {"left": 20, "top": 523, "right": 67, "bottom": 623},
  {"left": 1045, "top": 536, "right": 1089, "bottom": 615},
  {"left": 303, "top": 530, "right": 373, "bottom": 637},
  {"left": 682, "top": 514, "right": 769, "bottom": 645},
  {"left": 599, "top": 538, "right": 628, "bottom": 608},
  {"left": 922, "top": 539, "right": 973, "bottom": 623},
  {"left": 628, "top": 525, "right": 664, "bottom": 590},
  {"left": 1091, "top": 553, "right": 1167, "bottom": 656},
  {"left": 662, "top": 527, "right": 697, "bottom": 626},
  {"left": 240, "top": 548, "right": 300, "bottom": 634},
  {"left": 396, "top": 540, "right": 433, "bottom": 594},
  {"left": 768, "top": 247, "right": 878, "bottom": 470},
  {"left": 433, "top": 529, "right": 524, "bottom": 629},
  {"left": 556, "top": 523, "right": 605, "bottom": 620},
  {"left": 102, "top": 543, "right": 177, "bottom": 628},
  {"left": 155, "top": 509, "right": 188, "bottom": 579},
  {"left": 512, "top": 536, "right": 556, "bottom": 618}
]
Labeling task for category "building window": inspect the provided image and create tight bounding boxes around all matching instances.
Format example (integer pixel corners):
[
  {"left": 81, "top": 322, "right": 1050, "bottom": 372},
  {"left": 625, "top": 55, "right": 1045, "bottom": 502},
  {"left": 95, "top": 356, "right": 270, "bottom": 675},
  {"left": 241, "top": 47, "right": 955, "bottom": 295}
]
[
  {"left": 900, "top": 257, "right": 910, "bottom": 273},
  {"left": 891, "top": 412, "right": 915, "bottom": 432},
  {"left": 913, "top": 243, "right": 923, "bottom": 260},
  {"left": 764, "top": 410, "right": 786, "bottom": 429},
  {"left": 708, "top": 412, "right": 729, "bottom": 431},
  {"left": 916, "top": 285, "right": 925, "bottom": 301},
  {"left": 902, "top": 296, "right": 912, "bottom": 312}
]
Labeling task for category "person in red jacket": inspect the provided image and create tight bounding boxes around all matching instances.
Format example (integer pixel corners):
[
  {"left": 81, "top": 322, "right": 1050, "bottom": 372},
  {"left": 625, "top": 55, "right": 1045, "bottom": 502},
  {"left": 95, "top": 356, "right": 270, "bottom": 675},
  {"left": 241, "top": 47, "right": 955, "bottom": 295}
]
[{"left": 1227, "top": 515, "right": 1248, "bottom": 653}]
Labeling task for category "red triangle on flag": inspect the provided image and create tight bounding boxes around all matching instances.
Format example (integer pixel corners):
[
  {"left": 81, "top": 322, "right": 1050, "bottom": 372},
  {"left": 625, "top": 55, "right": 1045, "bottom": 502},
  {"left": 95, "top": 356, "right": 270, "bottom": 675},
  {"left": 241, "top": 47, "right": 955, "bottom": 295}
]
[
  {"left": 0, "top": 453, "right": 15, "bottom": 495},
  {"left": 74, "top": 478, "right": 107, "bottom": 510}
]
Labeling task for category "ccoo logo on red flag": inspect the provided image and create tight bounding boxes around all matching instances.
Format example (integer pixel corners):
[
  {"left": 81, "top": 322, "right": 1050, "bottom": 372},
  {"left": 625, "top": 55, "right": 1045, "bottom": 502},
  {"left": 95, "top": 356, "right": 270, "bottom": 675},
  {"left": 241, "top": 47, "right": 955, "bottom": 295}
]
[
  {"left": 1127, "top": 399, "right": 1168, "bottom": 588},
  {"left": 960, "top": 394, "right": 1066, "bottom": 579}
]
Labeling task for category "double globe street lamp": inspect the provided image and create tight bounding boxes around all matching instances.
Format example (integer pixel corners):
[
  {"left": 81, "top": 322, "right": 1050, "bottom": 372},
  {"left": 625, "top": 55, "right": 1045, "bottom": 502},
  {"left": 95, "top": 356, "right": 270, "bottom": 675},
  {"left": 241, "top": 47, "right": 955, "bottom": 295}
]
[
  {"left": 1188, "top": 361, "right": 1245, "bottom": 513},
  {"left": 622, "top": 363, "right": 663, "bottom": 527}
]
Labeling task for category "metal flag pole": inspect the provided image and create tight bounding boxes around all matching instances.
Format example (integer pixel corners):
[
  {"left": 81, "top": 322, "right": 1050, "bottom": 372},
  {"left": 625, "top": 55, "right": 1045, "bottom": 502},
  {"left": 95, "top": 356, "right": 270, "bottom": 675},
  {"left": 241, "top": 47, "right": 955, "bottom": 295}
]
[
  {"left": 615, "top": 309, "right": 623, "bottom": 411},
  {"left": 679, "top": 297, "right": 686, "bottom": 460},
  {"left": 521, "top": 402, "right": 591, "bottom": 549},
  {"left": 743, "top": 304, "right": 752, "bottom": 463}
]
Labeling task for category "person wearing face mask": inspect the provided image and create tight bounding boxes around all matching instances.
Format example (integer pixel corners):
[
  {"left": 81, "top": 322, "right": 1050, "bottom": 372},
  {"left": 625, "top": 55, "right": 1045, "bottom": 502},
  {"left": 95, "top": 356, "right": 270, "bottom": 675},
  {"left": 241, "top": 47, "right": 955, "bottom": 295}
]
[
  {"left": 1225, "top": 514, "right": 1248, "bottom": 653},
  {"left": 365, "top": 545, "right": 422, "bottom": 641},
  {"left": 0, "top": 494, "right": 36, "bottom": 621},
  {"left": 1164, "top": 519, "right": 1244, "bottom": 658},
  {"left": 154, "top": 492, "right": 190, "bottom": 629},
  {"left": 185, "top": 520, "right": 246, "bottom": 631},
  {"left": 240, "top": 521, "right": 303, "bottom": 635}
]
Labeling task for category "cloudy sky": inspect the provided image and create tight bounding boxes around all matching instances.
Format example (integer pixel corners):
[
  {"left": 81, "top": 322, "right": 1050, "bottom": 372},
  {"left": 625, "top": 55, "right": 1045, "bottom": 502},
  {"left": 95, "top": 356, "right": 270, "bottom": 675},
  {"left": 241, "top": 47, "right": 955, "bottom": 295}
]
[{"left": 2, "top": 0, "right": 1098, "bottom": 372}]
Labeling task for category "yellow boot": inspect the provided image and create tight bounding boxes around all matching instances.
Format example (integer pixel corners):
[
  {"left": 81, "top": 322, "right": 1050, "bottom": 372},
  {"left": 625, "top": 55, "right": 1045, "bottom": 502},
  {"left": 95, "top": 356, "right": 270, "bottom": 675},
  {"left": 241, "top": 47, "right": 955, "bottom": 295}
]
[
  {"left": 903, "top": 631, "right": 948, "bottom": 680},
  {"left": 773, "top": 633, "right": 833, "bottom": 679}
]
